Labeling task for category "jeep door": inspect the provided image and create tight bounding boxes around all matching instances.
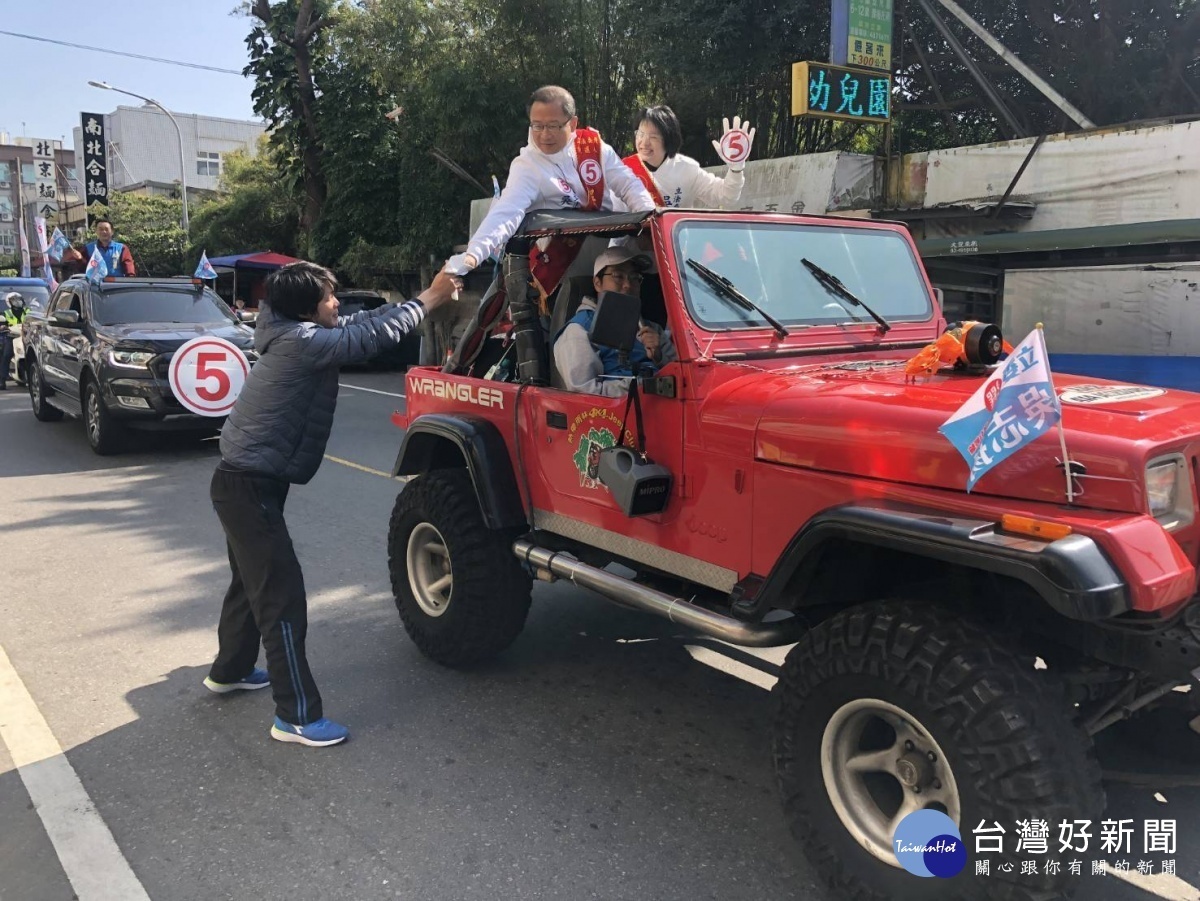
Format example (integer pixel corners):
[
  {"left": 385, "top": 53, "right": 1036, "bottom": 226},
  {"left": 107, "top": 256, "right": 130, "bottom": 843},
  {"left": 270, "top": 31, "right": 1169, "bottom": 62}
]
[{"left": 522, "top": 381, "right": 685, "bottom": 527}]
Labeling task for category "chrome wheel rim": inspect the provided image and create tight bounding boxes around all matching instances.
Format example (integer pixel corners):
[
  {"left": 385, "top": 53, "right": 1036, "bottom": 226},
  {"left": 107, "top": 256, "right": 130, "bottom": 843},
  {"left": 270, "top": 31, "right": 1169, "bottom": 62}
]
[
  {"left": 30, "top": 367, "right": 40, "bottom": 406},
  {"left": 821, "top": 698, "right": 962, "bottom": 868},
  {"left": 406, "top": 522, "right": 452, "bottom": 617},
  {"left": 86, "top": 387, "right": 101, "bottom": 445}
]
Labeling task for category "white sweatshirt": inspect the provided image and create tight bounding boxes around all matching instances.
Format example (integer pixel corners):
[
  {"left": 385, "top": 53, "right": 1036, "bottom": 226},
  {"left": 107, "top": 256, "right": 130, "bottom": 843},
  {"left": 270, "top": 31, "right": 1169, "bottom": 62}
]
[
  {"left": 466, "top": 134, "right": 656, "bottom": 265},
  {"left": 646, "top": 153, "right": 745, "bottom": 210}
]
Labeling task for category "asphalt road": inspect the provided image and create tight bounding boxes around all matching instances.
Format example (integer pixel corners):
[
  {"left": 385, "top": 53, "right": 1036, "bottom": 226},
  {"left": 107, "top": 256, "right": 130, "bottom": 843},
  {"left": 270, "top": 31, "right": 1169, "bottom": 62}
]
[{"left": 2, "top": 370, "right": 1199, "bottom": 901}]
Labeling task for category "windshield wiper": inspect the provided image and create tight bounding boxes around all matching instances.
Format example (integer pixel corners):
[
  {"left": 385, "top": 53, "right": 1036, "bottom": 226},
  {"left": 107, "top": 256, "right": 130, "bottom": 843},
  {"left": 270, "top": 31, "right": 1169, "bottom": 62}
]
[
  {"left": 685, "top": 258, "right": 789, "bottom": 338},
  {"left": 801, "top": 258, "right": 891, "bottom": 334}
]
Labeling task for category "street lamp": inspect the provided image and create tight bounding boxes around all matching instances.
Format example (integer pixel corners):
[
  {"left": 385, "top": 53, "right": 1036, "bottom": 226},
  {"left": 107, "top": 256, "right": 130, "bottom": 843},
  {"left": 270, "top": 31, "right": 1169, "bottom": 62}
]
[{"left": 87, "top": 81, "right": 189, "bottom": 235}]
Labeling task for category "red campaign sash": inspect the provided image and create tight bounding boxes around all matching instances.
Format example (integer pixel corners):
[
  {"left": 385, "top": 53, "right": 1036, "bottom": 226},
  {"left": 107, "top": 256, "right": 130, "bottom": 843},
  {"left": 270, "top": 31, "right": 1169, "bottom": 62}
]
[
  {"left": 573, "top": 127, "right": 605, "bottom": 211},
  {"left": 529, "top": 127, "right": 607, "bottom": 300},
  {"left": 622, "top": 153, "right": 664, "bottom": 206}
]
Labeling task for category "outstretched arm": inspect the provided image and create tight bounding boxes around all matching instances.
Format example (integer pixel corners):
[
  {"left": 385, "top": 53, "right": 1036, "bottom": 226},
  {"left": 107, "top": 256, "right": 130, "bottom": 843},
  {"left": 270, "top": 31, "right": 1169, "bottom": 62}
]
[{"left": 456, "top": 157, "right": 542, "bottom": 272}]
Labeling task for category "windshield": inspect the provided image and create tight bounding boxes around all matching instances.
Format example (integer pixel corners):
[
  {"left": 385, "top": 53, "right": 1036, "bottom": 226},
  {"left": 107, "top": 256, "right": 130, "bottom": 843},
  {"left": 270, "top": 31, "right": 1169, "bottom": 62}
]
[
  {"left": 4, "top": 285, "right": 50, "bottom": 314},
  {"left": 92, "top": 288, "right": 237, "bottom": 326},
  {"left": 674, "top": 221, "right": 933, "bottom": 331}
]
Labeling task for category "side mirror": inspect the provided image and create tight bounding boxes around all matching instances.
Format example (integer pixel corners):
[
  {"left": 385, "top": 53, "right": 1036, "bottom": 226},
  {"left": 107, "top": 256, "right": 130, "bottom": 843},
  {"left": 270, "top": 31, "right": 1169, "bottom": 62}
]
[
  {"left": 588, "top": 291, "right": 641, "bottom": 353},
  {"left": 53, "top": 309, "right": 82, "bottom": 328}
]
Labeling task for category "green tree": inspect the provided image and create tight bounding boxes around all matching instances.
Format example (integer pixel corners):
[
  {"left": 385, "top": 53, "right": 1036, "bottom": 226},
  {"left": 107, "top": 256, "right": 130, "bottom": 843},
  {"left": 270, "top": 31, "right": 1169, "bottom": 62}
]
[
  {"left": 238, "top": 0, "right": 1199, "bottom": 271},
  {"left": 189, "top": 140, "right": 303, "bottom": 259},
  {"left": 244, "top": 0, "right": 336, "bottom": 240},
  {"left": 87, "top": 194, "right": 186, "bottom": 277}
]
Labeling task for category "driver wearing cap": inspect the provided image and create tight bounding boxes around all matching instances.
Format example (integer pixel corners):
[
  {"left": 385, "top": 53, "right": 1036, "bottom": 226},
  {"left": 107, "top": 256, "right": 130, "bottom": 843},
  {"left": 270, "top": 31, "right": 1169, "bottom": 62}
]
[{"left": 552, "top": 246, "right": 676, "bottom": 396}]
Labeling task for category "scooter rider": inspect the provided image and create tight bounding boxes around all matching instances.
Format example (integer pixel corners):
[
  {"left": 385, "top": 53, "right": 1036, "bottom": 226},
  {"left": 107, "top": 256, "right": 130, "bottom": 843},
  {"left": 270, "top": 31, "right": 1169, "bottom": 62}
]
[{"left": 1, "top": 292, "right": 28, "bottom": 390}]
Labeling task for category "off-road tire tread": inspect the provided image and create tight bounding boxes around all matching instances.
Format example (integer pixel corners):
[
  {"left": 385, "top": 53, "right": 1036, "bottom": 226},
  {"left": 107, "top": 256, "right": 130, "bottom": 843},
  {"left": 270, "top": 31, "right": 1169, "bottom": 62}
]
[
  {"left": 772, "top": 601, "right": 1104, "bottom": 901},
  {"left": 388, "top": 469, "right": 531, "bottom": 667}
]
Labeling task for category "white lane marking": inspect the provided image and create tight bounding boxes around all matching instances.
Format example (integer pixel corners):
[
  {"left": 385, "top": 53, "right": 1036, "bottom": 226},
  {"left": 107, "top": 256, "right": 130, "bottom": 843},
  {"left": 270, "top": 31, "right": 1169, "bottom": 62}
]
[
  {"left": 0, "top": 642, "right": 151, "bottom": 901},
  {"left": 710, "top": 638, "right": 793, "bottom": 668},
  {"left": 685, "top": 645, "right": 778, "bottom": 691},
  {"left": 1107, "top": 864, "right": 1200, "bottom": 900},
  {"left": 340, "top": 382, "right": 406, "bottom": 399},
  {"left": 323, "top": 454, "right": 393, "bottom": 479},
  {"left": 690, "top": 641, "right": 1200, "bottom": 901}
]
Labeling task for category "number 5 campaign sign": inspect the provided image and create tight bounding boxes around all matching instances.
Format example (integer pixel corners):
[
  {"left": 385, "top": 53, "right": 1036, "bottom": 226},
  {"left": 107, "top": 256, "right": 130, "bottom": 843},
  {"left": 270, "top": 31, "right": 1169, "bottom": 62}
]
[{"left": 169, "top": 337, "right": 251, "bottom": 416}]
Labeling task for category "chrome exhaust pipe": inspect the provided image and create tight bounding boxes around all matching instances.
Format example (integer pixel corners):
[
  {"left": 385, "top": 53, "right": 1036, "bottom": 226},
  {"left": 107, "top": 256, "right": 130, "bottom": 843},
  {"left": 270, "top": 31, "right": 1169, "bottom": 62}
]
[{"left": 513, "top": 539, "right": 802, "bottom": 648}]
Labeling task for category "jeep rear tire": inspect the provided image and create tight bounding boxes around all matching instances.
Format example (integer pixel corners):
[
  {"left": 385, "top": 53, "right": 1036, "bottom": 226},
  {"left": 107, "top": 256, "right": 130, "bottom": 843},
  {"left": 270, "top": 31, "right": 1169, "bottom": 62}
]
[
  {"left": 388, "top": 469, "right": 531, "bottom": 667},
  {"left": 28, "top": 358, "right": 63, "bottom": 422},
  {"left": 773, "top": 601, "right": 1104, "bottom": 901}
]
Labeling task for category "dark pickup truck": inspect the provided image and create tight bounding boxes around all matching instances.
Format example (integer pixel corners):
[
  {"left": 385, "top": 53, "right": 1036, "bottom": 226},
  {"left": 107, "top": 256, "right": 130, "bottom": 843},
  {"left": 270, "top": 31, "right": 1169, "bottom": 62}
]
[{"left": 22, "top": 275, "right": 257, "bottom": 454}]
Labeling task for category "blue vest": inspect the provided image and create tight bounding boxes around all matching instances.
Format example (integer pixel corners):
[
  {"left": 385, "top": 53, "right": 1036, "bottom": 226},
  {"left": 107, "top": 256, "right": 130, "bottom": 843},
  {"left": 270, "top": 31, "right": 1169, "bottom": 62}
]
[
  {"left": 565, "top": 305, "right": 653, "bottom": 377},
  {"left": 86, "top": 240, "right": 127, "bottom": 277}
]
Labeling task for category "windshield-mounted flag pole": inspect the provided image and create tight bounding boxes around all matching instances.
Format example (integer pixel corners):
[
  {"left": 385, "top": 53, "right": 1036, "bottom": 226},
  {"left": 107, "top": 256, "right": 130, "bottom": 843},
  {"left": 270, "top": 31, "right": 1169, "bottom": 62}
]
[{"left": 1039, "top": 323, "right": 1077, "bottom": 503}]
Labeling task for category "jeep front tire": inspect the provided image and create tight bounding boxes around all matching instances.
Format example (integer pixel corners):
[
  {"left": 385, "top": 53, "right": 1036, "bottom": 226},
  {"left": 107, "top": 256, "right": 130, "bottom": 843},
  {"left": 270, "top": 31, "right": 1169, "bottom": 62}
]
[
  {"left": 773, "top": 601, "right": 1104, "bottom": 901},
  {"left": 388, "top": 469, "right": 531, "bottom": 666}
]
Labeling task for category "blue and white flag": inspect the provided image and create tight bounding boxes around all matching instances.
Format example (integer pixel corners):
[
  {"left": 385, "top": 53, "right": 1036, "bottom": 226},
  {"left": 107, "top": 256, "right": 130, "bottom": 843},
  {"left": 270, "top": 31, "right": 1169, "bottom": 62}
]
[
  {"left": 48, "top": 227, "right": 70, "bottom": 262},
  {"left": 939, "top": 327, "right": 1062, "bottom": 491},
  {"left": 33, "top": 217, "right": 55, "bottom": 291},
  {"left": 85, "top": 246, "right": 108, "bottom": 284},
  {"left": 194, "top": 250, "right": 218, "bottom": 280}
]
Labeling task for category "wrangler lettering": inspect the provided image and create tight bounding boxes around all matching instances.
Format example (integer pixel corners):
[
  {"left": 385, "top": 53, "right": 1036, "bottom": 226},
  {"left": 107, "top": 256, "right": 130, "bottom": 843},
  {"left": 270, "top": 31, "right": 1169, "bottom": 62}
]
[{"left": 411, "top": 377, "right": 505, "bottom": 410}]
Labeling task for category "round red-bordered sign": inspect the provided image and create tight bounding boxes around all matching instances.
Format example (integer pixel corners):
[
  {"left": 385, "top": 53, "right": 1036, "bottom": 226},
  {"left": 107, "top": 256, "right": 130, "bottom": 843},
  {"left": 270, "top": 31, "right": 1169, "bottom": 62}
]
[
  {"left": 168, "top": 336, "right": 250, "bottom": 417},
  {"left": 719, "top": 130, "right": 751, "bottom": 164},
  {"left": 579, "top": 158, "right": 603, "bottom": 186}
]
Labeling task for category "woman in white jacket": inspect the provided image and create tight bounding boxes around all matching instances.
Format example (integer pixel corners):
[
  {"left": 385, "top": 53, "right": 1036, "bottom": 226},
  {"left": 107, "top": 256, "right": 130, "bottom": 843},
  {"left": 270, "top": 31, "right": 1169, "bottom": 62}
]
[{"left": 622, "top": 105, "right": 755, "bottom": 210}]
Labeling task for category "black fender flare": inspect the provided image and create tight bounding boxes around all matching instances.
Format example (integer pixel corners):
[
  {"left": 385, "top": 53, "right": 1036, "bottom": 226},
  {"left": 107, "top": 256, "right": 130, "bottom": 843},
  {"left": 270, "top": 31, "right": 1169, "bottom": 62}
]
[
  {"left": 393, "top": 414, "right": 526, "bottom": 530},
  {"left": 759, "top": 503, "right": 1130, "bottom": 622}
]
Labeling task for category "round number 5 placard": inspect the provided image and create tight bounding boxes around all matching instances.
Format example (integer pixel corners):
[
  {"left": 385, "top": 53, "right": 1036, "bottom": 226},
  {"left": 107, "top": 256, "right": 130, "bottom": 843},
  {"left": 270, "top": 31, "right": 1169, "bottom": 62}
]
[{"left": 169, "top": 336, "right": 251, "bottom": 416}]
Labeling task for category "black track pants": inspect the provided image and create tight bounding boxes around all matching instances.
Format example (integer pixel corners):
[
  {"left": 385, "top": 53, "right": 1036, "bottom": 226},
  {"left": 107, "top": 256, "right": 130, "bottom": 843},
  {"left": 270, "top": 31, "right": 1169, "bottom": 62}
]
[{"left": 208, "top": 465, "right": 323, "bottom": 725}]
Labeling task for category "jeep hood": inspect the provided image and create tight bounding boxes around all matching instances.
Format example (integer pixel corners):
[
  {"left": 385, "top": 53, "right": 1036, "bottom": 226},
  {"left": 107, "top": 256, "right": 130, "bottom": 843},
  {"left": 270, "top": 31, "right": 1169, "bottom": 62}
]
[{"left": 733, "top": 361, "right": 1200, "bottom": 512}]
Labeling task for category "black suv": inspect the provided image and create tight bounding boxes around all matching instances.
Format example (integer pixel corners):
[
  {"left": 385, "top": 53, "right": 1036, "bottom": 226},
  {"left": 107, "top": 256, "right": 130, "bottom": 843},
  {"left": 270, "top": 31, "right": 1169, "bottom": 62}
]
[{"left": 23, "top": 276, "right": 256, "bottom": 454}]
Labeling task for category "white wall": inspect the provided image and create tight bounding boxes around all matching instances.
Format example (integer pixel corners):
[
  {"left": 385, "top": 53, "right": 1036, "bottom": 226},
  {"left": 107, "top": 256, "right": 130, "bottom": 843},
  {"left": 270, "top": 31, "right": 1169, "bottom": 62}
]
[{"left": 899, "top": 121, "right": 1200, "bottom": 237}]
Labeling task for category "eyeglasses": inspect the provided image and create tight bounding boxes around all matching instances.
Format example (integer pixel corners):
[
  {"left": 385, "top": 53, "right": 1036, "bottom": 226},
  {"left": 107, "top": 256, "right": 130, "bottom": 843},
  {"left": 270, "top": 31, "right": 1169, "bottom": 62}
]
[
  {"left": 529, "top": 121, "right": 570, "bottom": 133},
  {"left": 601, "top": 269, "right": 644, "bottom": 286},
  {"left": 635, "top": 130, "right": 663, "bottom": 144}
]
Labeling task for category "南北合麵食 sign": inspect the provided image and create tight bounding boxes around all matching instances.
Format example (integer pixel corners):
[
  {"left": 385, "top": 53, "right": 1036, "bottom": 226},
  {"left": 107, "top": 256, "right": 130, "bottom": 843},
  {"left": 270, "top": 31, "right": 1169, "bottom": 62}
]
[{"left": 80, "top": 112, "right": 109, "bottom": 220}]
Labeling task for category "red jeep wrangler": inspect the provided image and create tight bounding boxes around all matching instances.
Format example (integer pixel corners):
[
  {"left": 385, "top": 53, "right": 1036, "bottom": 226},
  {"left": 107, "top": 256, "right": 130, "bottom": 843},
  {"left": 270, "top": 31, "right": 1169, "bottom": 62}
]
[{"left": 389, "top": 208, "right": 1200, "bottom": 900}]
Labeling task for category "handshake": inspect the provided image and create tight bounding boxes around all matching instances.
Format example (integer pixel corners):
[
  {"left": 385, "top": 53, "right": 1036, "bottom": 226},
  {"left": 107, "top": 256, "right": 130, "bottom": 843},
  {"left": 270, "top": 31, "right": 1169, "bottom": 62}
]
[{"left": 415, "top": 267, "right": 464, "bottom": 312}]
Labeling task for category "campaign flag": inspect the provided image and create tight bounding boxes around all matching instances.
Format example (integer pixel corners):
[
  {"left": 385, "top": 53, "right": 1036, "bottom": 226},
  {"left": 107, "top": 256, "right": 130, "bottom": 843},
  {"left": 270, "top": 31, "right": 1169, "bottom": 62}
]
[
  {"left": 85, "top": 246, "right": 108, "bottom": 283},
  {"left": 18, "top": 215, "right": 31, "bottom": 278},
  {"left": 939, "top": 327, "right": 1062, "bottom": 491},
  {"left": 194, "top": 250, "right": 218, "bottom": 280},
  {"left": 34, "top": 216, "right": 55, "bottom": 289},
  {"left": 48, "top": 227, "right": 70, "bottom": 262}
]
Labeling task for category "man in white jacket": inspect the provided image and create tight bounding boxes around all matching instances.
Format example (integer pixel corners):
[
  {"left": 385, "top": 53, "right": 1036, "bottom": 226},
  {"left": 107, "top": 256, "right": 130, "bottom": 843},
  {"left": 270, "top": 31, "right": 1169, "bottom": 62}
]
[
  {"left": 623, "top": 105, "right": 755, "bottom": 210},
  {"left": 444, "top": 85, "right": 655, "bottom": 288}
]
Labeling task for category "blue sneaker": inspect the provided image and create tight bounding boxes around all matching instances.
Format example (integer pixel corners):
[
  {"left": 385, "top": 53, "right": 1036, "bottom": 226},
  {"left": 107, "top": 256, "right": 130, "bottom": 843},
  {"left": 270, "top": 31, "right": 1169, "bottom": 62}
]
[
  {"left": 270, "top": 716, "right": 349, "bottom": 747},
  {"left": 203, "top": 668, "right": 271, "bottom": 694}
]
